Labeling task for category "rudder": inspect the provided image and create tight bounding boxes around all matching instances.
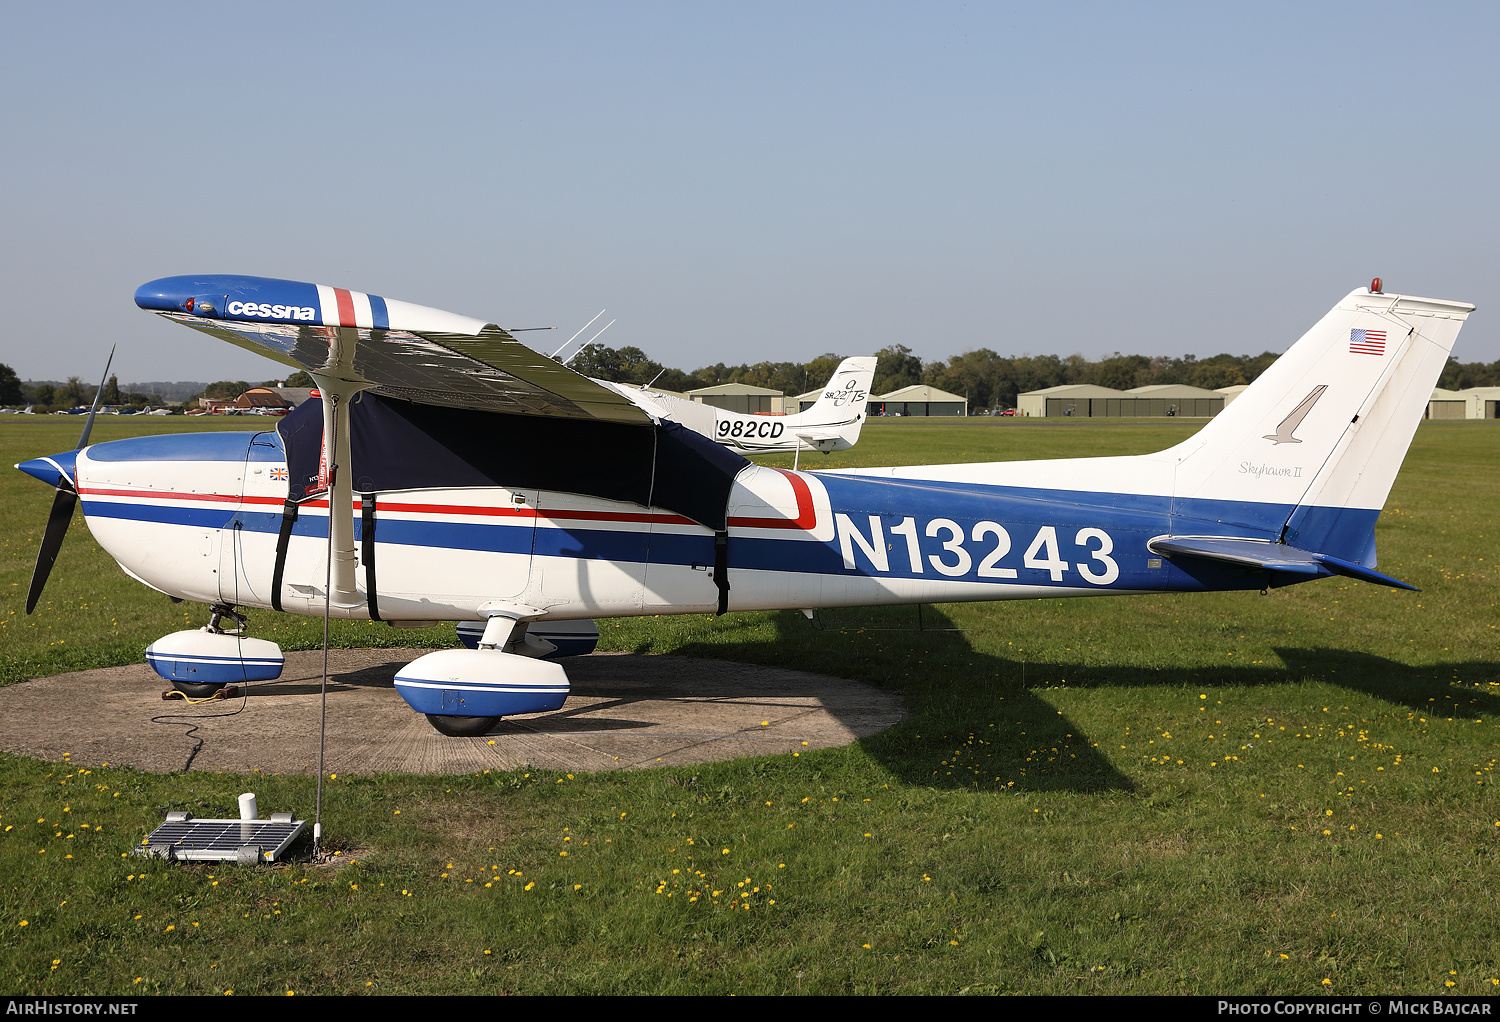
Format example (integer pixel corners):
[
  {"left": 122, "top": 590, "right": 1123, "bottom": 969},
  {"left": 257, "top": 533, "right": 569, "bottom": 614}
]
[{"left": 1165, "top": 285, "right": 1473, "bottom": 563}]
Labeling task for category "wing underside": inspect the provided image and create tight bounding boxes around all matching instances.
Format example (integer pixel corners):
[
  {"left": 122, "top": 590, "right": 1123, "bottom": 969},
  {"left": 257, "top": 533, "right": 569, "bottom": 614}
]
[{"left": 158, "top": 313, "right": 652, "bottom": 424}]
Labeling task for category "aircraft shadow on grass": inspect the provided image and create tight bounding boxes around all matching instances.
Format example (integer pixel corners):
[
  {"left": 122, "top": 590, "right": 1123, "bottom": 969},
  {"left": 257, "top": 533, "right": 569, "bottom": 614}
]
[
  {"left": 669, "top": 605, "right": 1499, "bottom": 796},
  {"left": 213, "top": 608, "right": 1496, "bottom": 795}
]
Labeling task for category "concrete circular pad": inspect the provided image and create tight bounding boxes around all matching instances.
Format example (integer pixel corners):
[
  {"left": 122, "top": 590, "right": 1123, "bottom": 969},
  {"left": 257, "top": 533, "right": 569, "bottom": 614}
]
[{"left": 0, "top": 650, "right": 906, "bottom": 776}]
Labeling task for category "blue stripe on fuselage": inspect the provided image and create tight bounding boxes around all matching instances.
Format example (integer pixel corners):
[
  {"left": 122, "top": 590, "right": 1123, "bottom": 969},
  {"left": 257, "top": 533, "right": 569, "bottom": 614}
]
[
  {"left": 814, "top": 471, "right": 1292, "bottom": 536},
  {"left": 78, "top": 446, "right": 1379, "bottom": 595}
]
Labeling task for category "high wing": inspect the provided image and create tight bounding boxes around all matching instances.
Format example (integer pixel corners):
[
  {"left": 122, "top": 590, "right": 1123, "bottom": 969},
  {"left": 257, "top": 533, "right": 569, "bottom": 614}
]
[{"left": 135, "top": 275, "right": 651, "bottom": 424}]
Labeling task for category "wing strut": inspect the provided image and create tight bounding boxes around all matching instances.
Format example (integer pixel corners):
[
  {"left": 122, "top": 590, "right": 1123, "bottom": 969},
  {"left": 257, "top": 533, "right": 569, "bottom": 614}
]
[{"left": 310, "top": 326, "right": 371, "bottom": 605}]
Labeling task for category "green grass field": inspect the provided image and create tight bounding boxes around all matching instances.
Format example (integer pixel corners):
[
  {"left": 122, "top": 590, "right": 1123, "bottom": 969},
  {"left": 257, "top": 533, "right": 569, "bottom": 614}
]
[{"left": 0, "top": 416, "right": 1496, "bottom": 995}]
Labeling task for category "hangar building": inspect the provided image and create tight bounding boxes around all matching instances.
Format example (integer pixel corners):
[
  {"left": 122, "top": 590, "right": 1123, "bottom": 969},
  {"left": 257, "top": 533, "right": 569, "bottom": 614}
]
[
  {"left": 869, "top": 384, "right": 967, "bottom": 416},
  {"left": 1016, "top": 384, "right": 1124, "bottom": 418},
  {"left": 686, "top": 382, "right": 787, "bottom": 415},
  {"left": 1458, "top": 386, "right": 1500, "bottom": 419},
  {"left": 1017, "top": 383, "right": 1226, "bottom": 418},
  {"left": 1427, "top": 388, "right": 1467, "bottom": 419},
  {"left": 1122, "top": 384, "right": 1226, "bottom": 417}
]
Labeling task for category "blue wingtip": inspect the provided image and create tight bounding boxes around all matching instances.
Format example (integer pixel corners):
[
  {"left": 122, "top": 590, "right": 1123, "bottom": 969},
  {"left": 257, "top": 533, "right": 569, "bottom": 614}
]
[{"left": 15, "top": 450, "right": 78, "bottom": 489}]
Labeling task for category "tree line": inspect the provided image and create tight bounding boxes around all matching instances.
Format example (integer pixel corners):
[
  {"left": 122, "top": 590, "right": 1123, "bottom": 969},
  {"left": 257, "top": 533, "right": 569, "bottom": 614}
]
[
  {"left": 569, "top": 345, "right": 1500, "bottom": 412},
  {"left": 6, "top": 350, "right": 1499, "bottom": 415},
  {"left": 0, "top": 369, "right": 319, "bottom": 413},
  {"left": 2, "top": 371, "right": 164, "bottom": 413}
]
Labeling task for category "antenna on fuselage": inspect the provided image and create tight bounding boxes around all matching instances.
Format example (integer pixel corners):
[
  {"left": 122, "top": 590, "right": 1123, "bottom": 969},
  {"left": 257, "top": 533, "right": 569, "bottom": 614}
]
[
  {"left": 563, "top": 319, "right": 617, "bottom": 366},
  {"left": 549, "top": 309, "right": 606, "bottom": 359}
]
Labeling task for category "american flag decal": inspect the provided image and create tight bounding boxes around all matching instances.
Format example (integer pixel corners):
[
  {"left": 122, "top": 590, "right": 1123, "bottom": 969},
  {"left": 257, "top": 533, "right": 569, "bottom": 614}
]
[{"left": 1350, "top": 328, "right": 1387, "bottom": 356}]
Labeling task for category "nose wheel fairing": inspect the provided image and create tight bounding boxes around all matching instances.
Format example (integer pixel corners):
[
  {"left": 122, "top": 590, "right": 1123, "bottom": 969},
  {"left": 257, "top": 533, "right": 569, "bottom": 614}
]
[{"left": 144, "top": 629, "right": 285, "bottom": 685}]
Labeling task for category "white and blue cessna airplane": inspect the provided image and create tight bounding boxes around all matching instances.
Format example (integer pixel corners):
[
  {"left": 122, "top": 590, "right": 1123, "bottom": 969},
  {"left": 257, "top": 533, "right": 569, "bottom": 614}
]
[{"left": 16, "top": 275, "right": 1473, "bottom": 737}]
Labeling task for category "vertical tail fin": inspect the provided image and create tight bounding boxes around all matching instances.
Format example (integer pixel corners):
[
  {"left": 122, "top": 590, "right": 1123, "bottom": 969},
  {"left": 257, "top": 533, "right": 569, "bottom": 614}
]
[
  {"left": 781, "top": 356, "right": 877, "bottom": 451},
  {"left": 1167, "top": 286, "right": 1473, "bottom": 563}
]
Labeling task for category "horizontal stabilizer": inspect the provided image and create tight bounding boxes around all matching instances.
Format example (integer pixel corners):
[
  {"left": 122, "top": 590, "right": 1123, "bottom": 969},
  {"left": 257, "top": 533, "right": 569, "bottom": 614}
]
[
  {"left": 1149, "top": 536, "right": 1418, "bottom": 591},
  {"left": 792, "top": 432, "right": 842, "bottom": 451}
]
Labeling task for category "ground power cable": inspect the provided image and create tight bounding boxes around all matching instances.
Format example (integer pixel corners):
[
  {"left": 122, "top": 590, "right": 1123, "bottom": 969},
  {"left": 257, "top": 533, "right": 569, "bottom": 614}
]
[{"left": 149, "top": 685, "right": 253, "bottom": 773}]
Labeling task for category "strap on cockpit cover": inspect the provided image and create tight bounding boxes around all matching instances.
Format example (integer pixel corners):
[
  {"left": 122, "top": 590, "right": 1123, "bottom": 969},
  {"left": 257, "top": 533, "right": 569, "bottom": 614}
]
[
  {"left": 270, "top": 499, "right": 299, "bottom": 613},
  {"left": 361, "top": 492, "right": 381, "bottom": 621}
]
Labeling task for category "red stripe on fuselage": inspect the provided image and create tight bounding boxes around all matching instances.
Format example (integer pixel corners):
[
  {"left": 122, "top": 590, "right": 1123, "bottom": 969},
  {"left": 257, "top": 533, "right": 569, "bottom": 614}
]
[
  {"left": 78, "top": 469, "right": 820, "bottom": 531},
  {"left": 80, "top": 486, "right": 254, "bottom": 505}
]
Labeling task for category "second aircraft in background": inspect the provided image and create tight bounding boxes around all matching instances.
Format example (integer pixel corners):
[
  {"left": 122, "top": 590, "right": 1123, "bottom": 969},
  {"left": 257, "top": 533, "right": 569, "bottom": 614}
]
[{"left": 596, "top": 356, "right": 876, "bottom": 456}]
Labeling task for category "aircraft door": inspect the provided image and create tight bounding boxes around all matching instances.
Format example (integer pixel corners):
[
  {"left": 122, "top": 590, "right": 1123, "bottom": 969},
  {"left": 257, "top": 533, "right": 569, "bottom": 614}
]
[
  {"left": 219, "top": 431, "right": 284, "bottom": 607},
  {"left": 526, "top": 490, "right": 647, "bottom": 612},
  {"left": 476, "top": 485, "right": 539, "bottom": 602},
  {"left": 349, "top": 485, "right": 540, "bottom": 614}
]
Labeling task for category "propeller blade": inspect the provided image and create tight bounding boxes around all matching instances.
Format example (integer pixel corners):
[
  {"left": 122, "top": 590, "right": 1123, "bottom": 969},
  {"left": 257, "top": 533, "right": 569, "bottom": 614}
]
[
  {"left": 26, "top": 486, "right": 78, "bottom": 615},
  {"left": 77, "top": 345, "right": 116, "bottom": 450}
]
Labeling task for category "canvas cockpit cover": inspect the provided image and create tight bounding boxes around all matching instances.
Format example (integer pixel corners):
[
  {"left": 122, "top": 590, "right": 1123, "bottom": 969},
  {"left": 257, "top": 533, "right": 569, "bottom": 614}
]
[{"left": 276, "top": 392, "right": 748, "bottom": 531}]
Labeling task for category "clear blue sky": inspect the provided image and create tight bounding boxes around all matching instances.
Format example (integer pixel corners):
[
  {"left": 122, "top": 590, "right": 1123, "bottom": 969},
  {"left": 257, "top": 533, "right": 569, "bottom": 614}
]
[{"left": 2, "top": 1, "right": 1496, "bottom": 383}]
